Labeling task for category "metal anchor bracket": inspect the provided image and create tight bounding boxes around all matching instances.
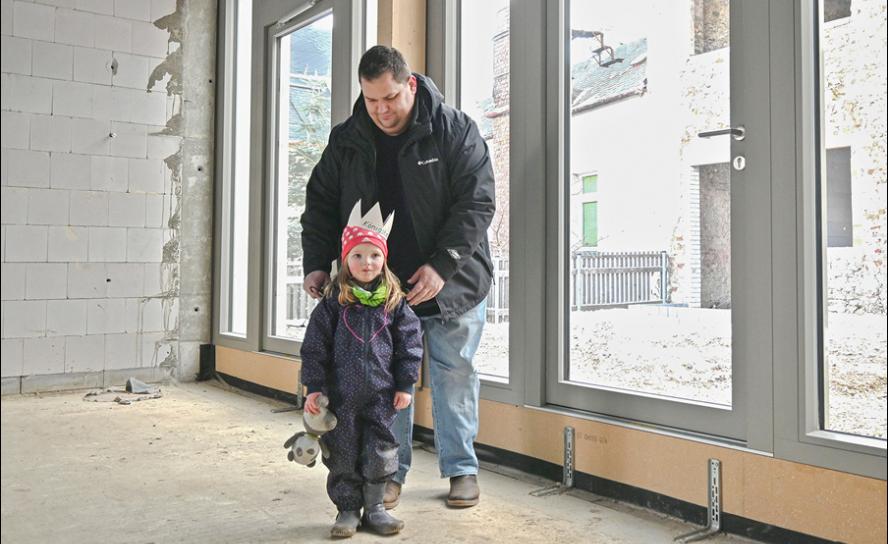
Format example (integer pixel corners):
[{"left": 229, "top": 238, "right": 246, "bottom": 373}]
[
  {"left": 530, "top": 426, "right": 576, "bottom": 497},
  {"left": 675, "top": 458, "right": 722, "bottom": 543}
]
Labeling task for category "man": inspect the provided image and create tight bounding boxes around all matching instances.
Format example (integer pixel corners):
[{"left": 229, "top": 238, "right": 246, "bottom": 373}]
[{"left": 300, "top": 45, "right": 495, "bottom": 509}]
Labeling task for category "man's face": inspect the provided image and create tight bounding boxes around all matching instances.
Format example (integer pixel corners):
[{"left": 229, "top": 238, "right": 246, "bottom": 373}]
[{"left": 360, "top": 72, "right": 417, "bottom": 136}]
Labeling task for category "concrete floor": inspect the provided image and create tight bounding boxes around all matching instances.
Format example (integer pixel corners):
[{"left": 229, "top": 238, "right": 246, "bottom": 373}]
[{"left": 1, "top": 381, "right": 757, "bottom": 543}]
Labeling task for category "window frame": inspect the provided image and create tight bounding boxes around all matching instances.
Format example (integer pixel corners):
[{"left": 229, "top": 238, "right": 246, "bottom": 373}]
[
  {"left": 542, "top": 0, "right": 776, "bottom": 445},
  {"left": 213, "top": 0, "right": 259, "bottom": 351},
  {"left": 213, "top": 0, "right": 366, "bottom": 354},
  {"left": 428, "top": 0, "right": 530, "bottom": 403},
  {"left": 433, "top": 0, "right": 886, "bottom": 478},
  {"left": 771, "top": 0, "right": 886, "bottom": 479},
  {"left": 262, "top": 4, "right": 335, "bottom": 355},
  {"left": 213, "top": 0, "right": 887, "bottom": 480}
]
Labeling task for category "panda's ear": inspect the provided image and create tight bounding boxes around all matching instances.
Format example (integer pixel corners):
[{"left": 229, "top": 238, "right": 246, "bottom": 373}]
[
  {"left": 308, "top": 460, "right": 316, "bottom": 467},
  {"left": 283, "top": 431, "right": 302, "bottom": 449}
]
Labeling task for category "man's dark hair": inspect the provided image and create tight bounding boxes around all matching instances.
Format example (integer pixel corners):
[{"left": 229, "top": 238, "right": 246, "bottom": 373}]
[{"left": 358, "top": 45, "right": 411, "bottom": 83}]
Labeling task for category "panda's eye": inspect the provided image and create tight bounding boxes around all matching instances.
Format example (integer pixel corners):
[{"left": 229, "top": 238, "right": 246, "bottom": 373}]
[
  {"left": 307, "top": 448, "right": 316, "bottom": 455},
  {"left": 296, "top": 448, "right": 303, "bottom": 455}
]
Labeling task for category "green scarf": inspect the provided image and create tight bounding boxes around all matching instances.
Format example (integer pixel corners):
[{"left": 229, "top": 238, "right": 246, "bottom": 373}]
[{"left": 350, "top": 281, "right": 388, "bottom": 307}]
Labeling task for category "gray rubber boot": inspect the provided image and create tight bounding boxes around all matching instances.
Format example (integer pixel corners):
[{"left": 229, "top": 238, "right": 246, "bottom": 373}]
[
  {"left": 362, "top": 482, "right": 405, "bottom": 535},
  {"left": 330, "top": 510, "right": 361, "bottom": 538}
]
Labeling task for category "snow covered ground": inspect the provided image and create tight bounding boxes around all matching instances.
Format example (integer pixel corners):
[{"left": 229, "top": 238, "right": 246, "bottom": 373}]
[{"left": 475, "top": 306, "right": 886, "bottom": 439}]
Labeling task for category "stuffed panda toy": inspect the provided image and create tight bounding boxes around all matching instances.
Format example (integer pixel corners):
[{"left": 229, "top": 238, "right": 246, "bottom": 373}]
[{"left": 283, "top": 394, "right": 338, "bottom": 467}]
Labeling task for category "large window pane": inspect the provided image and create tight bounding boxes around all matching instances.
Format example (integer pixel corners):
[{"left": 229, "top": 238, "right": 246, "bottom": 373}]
[
  {"left": 220, "top": 0, "right": 252, "bottom": 336},
  {"left": 460, "top": 0, "right": 511, "bottom": 380},
  {"left": 271, "top": 13, "right": 332, "bottom": 340},
  {"left": 566, "top": 1, "right": 732, "bottom": 406},
  {"left": 819, "top": 0, "right": 887, "bottom": 439}
]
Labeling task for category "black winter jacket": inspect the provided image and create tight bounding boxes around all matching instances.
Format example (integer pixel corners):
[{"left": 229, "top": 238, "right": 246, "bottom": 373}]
[
  {"left": 300, "top": 74, "right": 496, "bottom": 319},
  {"left": 300, "top": 295, "right": 423, "bottom": 399}
]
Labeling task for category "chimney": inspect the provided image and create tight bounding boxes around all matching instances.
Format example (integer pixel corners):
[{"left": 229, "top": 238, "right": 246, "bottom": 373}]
[{"left": 492, "top": 6, "right": 510, "bottom": 109}]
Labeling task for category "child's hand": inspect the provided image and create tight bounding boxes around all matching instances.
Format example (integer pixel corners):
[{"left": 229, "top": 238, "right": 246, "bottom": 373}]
[
  {"left": 304, "top": 392, "right": 322, "bottom": 415},
  {"left": 393, "top": 391, "right": 412, "bottom": 410}
]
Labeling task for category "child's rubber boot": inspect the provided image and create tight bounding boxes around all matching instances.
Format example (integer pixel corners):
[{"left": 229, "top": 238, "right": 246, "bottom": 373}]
[
  {"left": 330, "top": 510, "right": 361, "bottom": 538},
  {"left": 362, "top": 482, "right": 405, "bottom": 535}
]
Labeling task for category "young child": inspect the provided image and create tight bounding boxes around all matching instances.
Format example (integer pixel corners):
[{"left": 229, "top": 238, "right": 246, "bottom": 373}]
[{"left": 300, "top": 201, "right": 423, "bottom": 538}]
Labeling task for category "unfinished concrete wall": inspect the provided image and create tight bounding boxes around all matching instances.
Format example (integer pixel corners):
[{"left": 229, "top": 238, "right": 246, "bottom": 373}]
[{"left": 1, "top": 0, "right": 215, "bottom": 393}]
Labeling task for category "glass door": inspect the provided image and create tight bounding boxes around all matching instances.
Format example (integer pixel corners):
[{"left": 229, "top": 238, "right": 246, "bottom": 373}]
[{"left": 547, "top": 0, "right": 772, "bottom": 442}]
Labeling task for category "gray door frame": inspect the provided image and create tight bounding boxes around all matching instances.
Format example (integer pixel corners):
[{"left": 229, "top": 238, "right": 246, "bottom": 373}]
[
  {"left": 771, "top": 0, "right": 885, "bottom": 479},
  {"left": 541, "top": 0, "right": 772, "bottom": 448}
]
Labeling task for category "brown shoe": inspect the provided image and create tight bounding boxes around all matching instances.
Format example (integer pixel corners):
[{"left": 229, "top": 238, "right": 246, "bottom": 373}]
[
  {"left": 383, "top": 480, "right": 401, "bottom": 510},
  {"left": 447, "top": 475, "right": 480, "bottom": 507}
]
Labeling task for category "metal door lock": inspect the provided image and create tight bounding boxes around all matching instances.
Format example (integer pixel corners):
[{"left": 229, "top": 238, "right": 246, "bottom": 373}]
[{"left": 732, "top": 156, "right": 746, "bottom": 171}]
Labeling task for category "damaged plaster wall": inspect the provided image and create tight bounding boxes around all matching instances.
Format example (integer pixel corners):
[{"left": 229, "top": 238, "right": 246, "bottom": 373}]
[
  {"left": 1, "top": 0, "right": 215, "bottom": 392},
  {"left": 150, "top": 0, "right": 217, "bottom": 380}
]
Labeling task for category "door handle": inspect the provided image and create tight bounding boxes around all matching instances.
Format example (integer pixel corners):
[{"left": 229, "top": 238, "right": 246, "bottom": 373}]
[{"left": 698, "top": 126, "right": 746, "bottom": 141}]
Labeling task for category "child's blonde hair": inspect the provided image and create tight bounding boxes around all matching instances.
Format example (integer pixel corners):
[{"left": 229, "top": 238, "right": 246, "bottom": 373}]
[{"left": 324, "top": 259, "right": 405, "bottom": 313}]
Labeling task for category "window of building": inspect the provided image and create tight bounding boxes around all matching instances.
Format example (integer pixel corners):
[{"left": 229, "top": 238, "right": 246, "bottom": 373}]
[
  {"left": 269, "top": 13, "right": 333, "bottom": 342},
  {"left": 558, "top": 0, "right": 747, "bottom": 432},
  {"left": 217, "top": 0, "right": 253, "bottom": 337},
  {"left": 771, "top": 0, "right": 884, "bottom": 478},
  {"left": 582, "top": 202, "right": 598, "bottom": 247},
  {"left": 825, "top": 147, "right": 852, "bottom": 248},
  {"left": 213, "top": 0, "right": 886, "bottom": 480},
  {"left": 817, "top": 3, "right": 885, "bottom": 440},
  {"left": 458, "top": 0, "right": 511, "bottom": 382},
  {"left": 578, "top": 173, "right": 599, "bottom": 248},
  {"left": 214, "top": 0, "right": 364, "bottom": 355}
]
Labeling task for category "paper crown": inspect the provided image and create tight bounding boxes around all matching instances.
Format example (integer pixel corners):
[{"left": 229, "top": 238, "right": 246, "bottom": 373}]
[{"left": 340, "top": 200, "right": 395, "bottom": 262}]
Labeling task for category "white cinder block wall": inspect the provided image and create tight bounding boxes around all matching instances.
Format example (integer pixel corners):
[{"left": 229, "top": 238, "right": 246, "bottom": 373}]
[{"left": 1, "top": 0, "right": 216, "bottom": 392}]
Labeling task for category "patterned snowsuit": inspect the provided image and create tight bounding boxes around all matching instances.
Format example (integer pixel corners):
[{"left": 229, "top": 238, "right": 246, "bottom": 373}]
[{"left": 300, "top": 294, "right": 423, "bottom": 511}]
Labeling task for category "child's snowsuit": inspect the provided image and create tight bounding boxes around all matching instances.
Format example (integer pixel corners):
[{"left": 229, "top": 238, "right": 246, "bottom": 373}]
[{"left": 300, "top": 294, "right": 423, "bottom": 511}]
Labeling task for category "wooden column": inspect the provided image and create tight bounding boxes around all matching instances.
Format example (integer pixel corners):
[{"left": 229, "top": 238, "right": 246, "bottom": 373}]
[{"left": 376, "top": 0, "right": 426, "bottom": 73}]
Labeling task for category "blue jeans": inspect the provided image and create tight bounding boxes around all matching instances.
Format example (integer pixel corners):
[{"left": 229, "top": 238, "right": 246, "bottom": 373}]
[{"left": 392, "top": 299, "right": 486, "bottom": 482}]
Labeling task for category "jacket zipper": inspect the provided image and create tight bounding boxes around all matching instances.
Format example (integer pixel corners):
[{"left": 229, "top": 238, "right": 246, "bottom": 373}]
[{"left": 362, "top": 306, "right": 371, "bottom": 395}]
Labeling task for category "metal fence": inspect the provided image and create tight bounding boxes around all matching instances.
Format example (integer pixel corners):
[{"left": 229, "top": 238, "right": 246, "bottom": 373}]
[
  {"left": 286, "top": 279, "right": 316, "bottom": 324},
  {"left": 570, "top": 250, "right": 669, "bottom": 310},
  {"left": 285, "top": 250, "right": 668, "bottom": 326},
  {"left": 486, "top": 257, "right": 510, "bottom": 323}
]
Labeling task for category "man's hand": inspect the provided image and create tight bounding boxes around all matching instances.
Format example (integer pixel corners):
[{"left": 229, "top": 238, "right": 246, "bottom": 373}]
[
  {"left": 393, "top": 391, "right": 412, "bottom": 410},
  {"left": 303, "top": 270, "right": 330, "bottom": 299},
  {"left": 406, "top": 265, "right": 444, "bottom": 306},
  {"left": 304, "top": 392, "right": 322, "bottom": 415}
]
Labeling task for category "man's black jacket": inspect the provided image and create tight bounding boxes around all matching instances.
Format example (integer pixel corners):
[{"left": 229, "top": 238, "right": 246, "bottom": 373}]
[{"left": 300, "top": 74, "right": 495, "bottom": 319}]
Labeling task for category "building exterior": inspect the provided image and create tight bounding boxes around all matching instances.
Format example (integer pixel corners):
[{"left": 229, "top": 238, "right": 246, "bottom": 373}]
[{"left": 480, "top": 0, "right": 886, "bottom": 312}]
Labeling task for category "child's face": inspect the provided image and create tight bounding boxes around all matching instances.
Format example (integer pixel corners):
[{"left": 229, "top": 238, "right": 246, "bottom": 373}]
[{"left": 346, "top": 243, "right": 385, "bottom": 284}]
